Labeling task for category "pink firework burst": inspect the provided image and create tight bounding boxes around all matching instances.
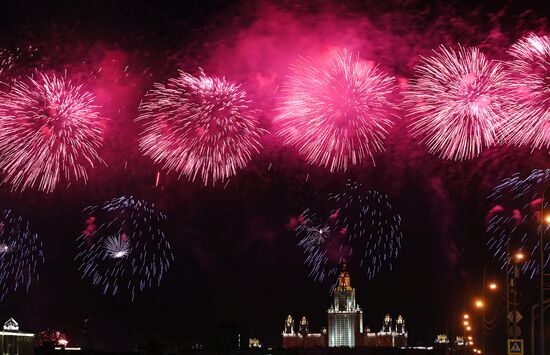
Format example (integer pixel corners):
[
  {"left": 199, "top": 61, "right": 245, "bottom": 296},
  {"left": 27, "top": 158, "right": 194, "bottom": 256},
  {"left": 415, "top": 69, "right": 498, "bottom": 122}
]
[
  {"left": 0, "top": 73, "right": 104, "bottom": 192},
  {"left": 0, "top": 49, "right": 14, "bottom": 79},
  {"left": 274, "top": 48, "right": 397, "bottom": 172},
  {"left": 406, "top": 46, "right": 509, "bottom": 160},
  {"left": 503, "top": 33, "right": 550, "bottom": 150},
  {"left": 137, "top": 70, "right": 264, "bottom": 185}
]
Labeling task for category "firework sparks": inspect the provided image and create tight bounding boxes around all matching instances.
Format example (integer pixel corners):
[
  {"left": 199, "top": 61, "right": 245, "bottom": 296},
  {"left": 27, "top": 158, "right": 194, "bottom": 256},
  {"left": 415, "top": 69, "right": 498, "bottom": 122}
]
[
  {"left": 75, "top": 196, "right": 174, "bottom": 300},
  {"left": 0, "top": 209, "right": 45, "bottom": 301},
  {"left": 0, "top": 49, "right": 15, "bottom": 80},
  {"left": 296, "top": 180, "right": 403, "bottom": 284},
  {"left": 406, "top": 46, "right": 509, "bottom": 160},
  {"left": 502, "top": 33, "right": 550, "bottom": 150},
  {"left": 137, "top": 69, "right": 264, "bottom": 185},
  {"left": 37, "top": 330, "right": 69, "bottom": 347},
  {"left": 296, "top": 208, "right": 343, "bottom": 283},
  {"left": 274, "top": 48, "right": 397, "bottom": 172},
  {"left": 103, "top": 235, "right": 131, "bottom": 259},
  {"left": 486, "top": 169, "right": 550, "bottom": 278},
  {"left": 0, "top": 72, "right": 104, "bottom": 192}
]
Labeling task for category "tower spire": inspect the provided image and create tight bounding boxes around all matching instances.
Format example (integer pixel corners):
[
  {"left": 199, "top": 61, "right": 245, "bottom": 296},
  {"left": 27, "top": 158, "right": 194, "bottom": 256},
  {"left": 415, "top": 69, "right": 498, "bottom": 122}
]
[
  {"left": 337, "top": 259, "right": 351, "bottom": 289},
  {"left": 341, "top": 258, "right": 347, "bottom": 271}
]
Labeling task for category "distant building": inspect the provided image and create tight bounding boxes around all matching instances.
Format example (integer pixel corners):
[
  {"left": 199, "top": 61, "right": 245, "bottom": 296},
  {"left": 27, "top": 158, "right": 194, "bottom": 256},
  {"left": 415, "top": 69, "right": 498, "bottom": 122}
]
[
  {"left": 434, "top": 334, "right": 450, "bottom": 355},
  {"left": 283, "top": 263, "right": 407, "bottom": 349},
  {"left": 282, "top": 315, "right": 327, "bottom": 348},
  {"left": 0, "top": 318, "right": 35, "bottom": 355},
  {"left": 327, "top": 266, "right": 362, "bottom": 347},
  {"left": 434, "top": 334, "right": 449, "bottom": 344},
  {"left": 373, "top": 314, "right": 408, "bottom": 348},
  {"left": 249, "top": 338, "right": 261, "bottom": 348}
]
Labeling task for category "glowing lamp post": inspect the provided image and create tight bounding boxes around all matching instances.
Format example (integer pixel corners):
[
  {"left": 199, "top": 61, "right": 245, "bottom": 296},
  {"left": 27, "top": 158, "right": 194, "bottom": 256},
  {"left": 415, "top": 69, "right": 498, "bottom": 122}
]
[{"left": 514, "top": 252, "right": 525, "bottom": 262}]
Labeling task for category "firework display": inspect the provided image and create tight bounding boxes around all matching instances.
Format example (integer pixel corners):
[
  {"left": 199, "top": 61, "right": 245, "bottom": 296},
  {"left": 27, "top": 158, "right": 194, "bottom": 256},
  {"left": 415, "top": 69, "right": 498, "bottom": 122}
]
[
  {"left": 75, "top": 196, "right": 173, "bottom": 300},
  {"left": 0, "top": 73, "right": 104, "bottom": 192},
  {"left": 296, "top": 208, "right": 343, "bottom": 283},
  {"left": 0, "top": 48, "right": 15, "bottom": 79},
  {"left": 486, "top": 169, "right": 550, "bottom": 278},
  {"left": 275, "top": 48, "right": 397, "bottom": 172},
  {"left": 406, "top": 46, "right": 509, "bottom": 160},
  {"left": 0, "top": 45, "right": 40, "bottom": 84},
  {"left": 296, "top": 180, "right": 403, "bottom": 284},
  {"left": 503, "top": 33, "right": 550, "bottom": 151},
  {"left": 0, "top": 209, "right": 45, "bottom": 301},
  {"left": 1, "top": 3, "right": 550, "bottom": 319},
  {"left": 37, "top": 330, "right": 69, "bottom": 347},
  {"left": 137, "top": 70, "right": 264, "bottom": 185}
]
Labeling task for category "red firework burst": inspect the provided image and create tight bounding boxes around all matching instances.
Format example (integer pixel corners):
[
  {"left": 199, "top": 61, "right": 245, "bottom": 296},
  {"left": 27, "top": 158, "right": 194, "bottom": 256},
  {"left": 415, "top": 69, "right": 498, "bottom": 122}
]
[
  {"left": 0, "top": 73, "right": 104, "bottom": 192},
  {"left": 274, "top": 48, "right": 397, "bottom": 172},
  {"left": 137, "top": 70, "right": 264, "bottom": 185},
  {"left": 503, "top": 33, "right": 550, "bottom": 150},
  {"left": 406, "top": 46, "right": 509, "bottom": 160}
]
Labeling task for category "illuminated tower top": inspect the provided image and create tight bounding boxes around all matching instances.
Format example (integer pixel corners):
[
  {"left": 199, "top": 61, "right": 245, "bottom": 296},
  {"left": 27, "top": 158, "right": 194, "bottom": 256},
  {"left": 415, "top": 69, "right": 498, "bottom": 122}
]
[
  {"left": 299, "top": 316, "right": 309, "bottom": 335},
  {"left": 396, "top": 315, "right": 406, "bottom": 334},
  {"left": 336, "top": 261, "right": 352, "bottom": 291},
  {"left": 284, "top": 315, "right": 295, "bottom": 335},
  {"left": 382, "top": 314, "right": 392, "bottom": 333},
  {"left": 332, "top": 260, "right": 359, "bottom": 312}
]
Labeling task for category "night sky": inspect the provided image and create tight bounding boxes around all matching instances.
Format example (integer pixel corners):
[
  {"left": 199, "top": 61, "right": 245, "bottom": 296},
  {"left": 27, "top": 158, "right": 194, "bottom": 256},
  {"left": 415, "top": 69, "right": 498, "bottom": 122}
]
[{"left": 0, "top": 0, "right": 549, "bottom": 351}]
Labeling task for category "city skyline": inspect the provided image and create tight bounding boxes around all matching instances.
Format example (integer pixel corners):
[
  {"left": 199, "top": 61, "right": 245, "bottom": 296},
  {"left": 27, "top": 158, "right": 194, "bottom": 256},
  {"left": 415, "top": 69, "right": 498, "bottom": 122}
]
[
  {"left": 0, "top": 0, "right": 549, "bottom": 353},
  {"left": 283, "top": 262, "right": 408, "bottom": 349}
]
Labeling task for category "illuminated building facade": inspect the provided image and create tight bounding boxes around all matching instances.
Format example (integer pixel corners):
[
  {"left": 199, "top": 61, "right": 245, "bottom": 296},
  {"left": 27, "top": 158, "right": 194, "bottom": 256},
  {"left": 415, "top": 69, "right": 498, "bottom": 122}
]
[
  {"left": 248, "top": 338, "right": 261, "bottom": 348},
  {"left": 282, "top": 264, "right": 408, "bottom": 349},
  {"left": 282, "top": 315, "right": 327, "bottom": 348},
  {"left": 0, "top": 318, "right": 35, "bottom": 355},
  {"left": 373, "top": 314, "right": 408, "bottom": 348},
  {"left": 433, "top": 334, "right": 451, "bottom": 355},
  {"left": 327, "top": 264, "right": 363, "bottom": 347}
]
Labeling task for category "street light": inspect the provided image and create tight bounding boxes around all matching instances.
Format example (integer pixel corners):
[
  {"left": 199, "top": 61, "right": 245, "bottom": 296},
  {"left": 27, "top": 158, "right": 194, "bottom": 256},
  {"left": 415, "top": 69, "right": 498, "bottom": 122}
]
[
  {"left": 540, "top": 185, "right": 550, "bottom": 355},
  {"left": 474, "top": 299, "right": 484, "bottom": 309},
  {"left": 466, "top": 326, "right": 472, "bottom": 332},
  {"left": 463, "top": 320, "right": 469, "bottom": 326},
  {"left": 463, "top": 314, "right": 470, "bottom": 320},
  {"left": 488, "top": 282, "right": 497, "bottom": 291},
  {"left": 514, "top": 252, "right": 525, "bottom": 262}
]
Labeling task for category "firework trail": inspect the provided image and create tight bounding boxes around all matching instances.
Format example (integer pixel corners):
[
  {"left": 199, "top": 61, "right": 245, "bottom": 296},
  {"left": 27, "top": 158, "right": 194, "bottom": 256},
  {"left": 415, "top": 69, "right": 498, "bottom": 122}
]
[
  {"left": 0, "top": 209, "right": 45, "bottom": 301},
  {"left": 75, "top": 196, "right": 174, "bottom": 300},
  {"left": 406, "top": 46, "right": 509, "bottom": 160},
  {"left": 0, "top": 73, "right": 104, "bottom": 192},
  {"left": 274, "top": 48, "right": 397, "bottom": 172},
  {"left": 486, "top": 169, "right": 550, "bottom": 278},
  {"left": 502, "top": 33, "right": 550, "bottom": 150},
  {"left": 296, "top": 180, "right": 403, "bottom": 285},
  {"left": 137, "top": 69, "right": 264, "bottom": 186}
]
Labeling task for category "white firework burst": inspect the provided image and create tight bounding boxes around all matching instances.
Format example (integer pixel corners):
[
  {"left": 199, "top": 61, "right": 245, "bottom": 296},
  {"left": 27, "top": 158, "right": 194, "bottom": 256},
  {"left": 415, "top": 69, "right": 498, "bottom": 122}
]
[{"left": 103, "top": 235, "right": 130, "bottom": 259}]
